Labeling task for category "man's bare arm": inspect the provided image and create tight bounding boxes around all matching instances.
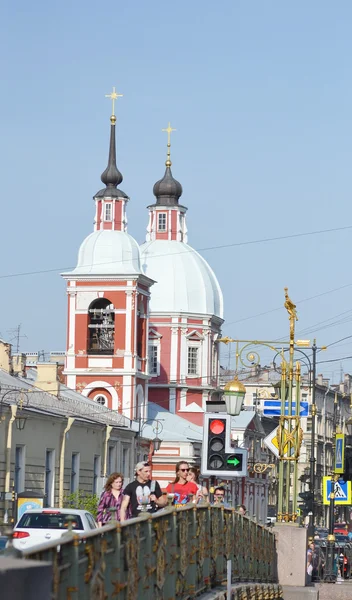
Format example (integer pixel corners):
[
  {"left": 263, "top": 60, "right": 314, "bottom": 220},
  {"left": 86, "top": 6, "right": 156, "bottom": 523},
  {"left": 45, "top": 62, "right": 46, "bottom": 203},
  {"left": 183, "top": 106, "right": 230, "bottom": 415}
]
[{"left": 120, "top": 495, "right": 130, "bottom": 521}]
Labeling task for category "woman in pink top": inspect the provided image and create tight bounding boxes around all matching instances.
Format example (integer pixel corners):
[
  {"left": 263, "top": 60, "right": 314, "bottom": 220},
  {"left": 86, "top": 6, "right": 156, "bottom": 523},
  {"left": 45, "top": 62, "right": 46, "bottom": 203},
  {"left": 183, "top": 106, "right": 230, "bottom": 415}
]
[{"left": 166, "top": 461, "right": 199, "bottom": 506}]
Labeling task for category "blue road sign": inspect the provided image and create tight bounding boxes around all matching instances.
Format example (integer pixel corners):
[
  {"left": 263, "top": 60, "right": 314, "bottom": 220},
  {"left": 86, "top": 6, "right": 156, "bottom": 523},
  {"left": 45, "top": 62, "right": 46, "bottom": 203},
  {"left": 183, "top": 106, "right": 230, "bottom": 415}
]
[
  {"left": 335, "top": 434, "right": 345, "bottom": 473},
  {"left": 263, "top": 400, "right": 309, "bottom": 418},
  {"left": 323, "top": 477, "right": 351, "bottom": 505}
]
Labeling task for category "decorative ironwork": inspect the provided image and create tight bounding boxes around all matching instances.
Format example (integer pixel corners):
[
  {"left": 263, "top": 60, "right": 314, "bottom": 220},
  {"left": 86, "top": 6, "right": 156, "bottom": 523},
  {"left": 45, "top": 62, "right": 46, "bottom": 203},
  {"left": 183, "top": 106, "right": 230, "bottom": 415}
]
[
  {"left": 253, "top": 463, "right": 276, "bottom": 474},
  {"left": 22, "top": 505, "right": 278, "bottom": 599}
]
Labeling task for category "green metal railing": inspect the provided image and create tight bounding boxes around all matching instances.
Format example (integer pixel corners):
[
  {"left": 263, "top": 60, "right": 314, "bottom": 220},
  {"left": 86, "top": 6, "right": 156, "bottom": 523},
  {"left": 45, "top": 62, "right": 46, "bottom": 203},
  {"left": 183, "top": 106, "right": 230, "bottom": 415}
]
[{"left": 23, "top": 505, "right": 278, "bottom": 599}]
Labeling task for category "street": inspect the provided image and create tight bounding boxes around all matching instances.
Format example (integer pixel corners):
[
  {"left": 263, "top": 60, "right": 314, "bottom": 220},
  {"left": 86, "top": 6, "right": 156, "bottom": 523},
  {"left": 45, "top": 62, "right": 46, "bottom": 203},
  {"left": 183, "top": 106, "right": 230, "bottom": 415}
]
[{"left": 316, "top": 580, "right": 352, "bottom": 599}]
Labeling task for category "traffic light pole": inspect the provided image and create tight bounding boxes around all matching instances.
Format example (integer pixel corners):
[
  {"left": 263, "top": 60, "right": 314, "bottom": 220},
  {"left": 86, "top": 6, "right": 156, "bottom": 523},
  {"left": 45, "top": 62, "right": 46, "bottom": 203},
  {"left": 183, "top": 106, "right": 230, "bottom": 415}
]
[
  {"left": 308, "top": 340, "right": 317, "bottom": 538},
  {"left": 324, "top": 480, "right": 336, "bottom": 582}
]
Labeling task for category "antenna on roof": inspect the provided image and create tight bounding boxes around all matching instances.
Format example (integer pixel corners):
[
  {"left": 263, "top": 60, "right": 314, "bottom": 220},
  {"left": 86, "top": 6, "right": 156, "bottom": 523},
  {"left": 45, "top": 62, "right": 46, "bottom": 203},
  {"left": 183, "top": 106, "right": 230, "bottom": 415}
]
[{"left": 7, "top": 324, "right": 27, "bottom": 354}]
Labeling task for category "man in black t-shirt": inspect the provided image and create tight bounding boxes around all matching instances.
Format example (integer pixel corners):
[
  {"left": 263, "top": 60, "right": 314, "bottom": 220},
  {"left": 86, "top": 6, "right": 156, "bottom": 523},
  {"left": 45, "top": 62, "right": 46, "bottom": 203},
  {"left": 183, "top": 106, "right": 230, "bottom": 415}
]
[{"left": 120, "top": 462, "right": 167, "bottom": 520}]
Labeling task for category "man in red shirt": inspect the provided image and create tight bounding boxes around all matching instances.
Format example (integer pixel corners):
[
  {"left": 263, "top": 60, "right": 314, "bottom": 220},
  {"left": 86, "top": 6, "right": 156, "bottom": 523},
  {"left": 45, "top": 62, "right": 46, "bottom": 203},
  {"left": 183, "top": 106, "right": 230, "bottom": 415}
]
[{"left": 166, "top": 461, "right": 199, "bottom": 505}]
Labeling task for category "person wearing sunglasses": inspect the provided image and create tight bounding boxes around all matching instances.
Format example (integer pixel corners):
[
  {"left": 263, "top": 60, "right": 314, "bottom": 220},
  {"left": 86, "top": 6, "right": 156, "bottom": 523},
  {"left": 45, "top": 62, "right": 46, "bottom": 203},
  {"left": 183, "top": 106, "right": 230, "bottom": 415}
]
[{"left": 166, "top": 461, "right": 199, "bottom": 506}]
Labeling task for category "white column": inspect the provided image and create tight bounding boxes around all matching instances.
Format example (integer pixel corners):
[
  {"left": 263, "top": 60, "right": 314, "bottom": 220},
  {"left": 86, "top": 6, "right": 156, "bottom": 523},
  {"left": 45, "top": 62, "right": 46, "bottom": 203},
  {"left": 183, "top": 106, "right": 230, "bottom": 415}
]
[
  {"left": 170, "top": 321, "right": 178, "bottom": 382},
  {"left": 124, "top": 290, "right": 133, "bottom": 370},
  {"left": 66, "top": 287, "right": 76, "bottom": 370}
]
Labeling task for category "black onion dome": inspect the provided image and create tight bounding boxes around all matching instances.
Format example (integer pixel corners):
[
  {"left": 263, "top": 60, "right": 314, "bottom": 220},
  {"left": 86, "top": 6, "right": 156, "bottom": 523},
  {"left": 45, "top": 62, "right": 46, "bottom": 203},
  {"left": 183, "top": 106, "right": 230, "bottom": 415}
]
[
  {"left": 153, "top": 166, "right": 183, "bottom": 206},
  {"left": 95, "top": 117, "right": 127, "bottom": 199}
]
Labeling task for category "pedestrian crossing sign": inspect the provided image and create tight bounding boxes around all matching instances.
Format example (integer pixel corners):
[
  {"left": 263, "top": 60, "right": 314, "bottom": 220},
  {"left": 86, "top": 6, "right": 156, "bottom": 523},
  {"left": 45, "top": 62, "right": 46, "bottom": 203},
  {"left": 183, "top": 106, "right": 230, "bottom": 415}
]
[
  {"left": 323, "top": 477, "right": 352, "bottom": 505},
  {"left": 334, "top": 434, "right": 345, "bottom": 474}
]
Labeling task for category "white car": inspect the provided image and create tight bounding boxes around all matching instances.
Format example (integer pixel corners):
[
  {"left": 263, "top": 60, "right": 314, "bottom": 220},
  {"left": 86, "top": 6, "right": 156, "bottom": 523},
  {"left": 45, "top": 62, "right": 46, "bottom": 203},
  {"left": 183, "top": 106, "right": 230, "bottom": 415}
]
[{"left": 12, "top": 508, "right": 97, "bottom": 551}]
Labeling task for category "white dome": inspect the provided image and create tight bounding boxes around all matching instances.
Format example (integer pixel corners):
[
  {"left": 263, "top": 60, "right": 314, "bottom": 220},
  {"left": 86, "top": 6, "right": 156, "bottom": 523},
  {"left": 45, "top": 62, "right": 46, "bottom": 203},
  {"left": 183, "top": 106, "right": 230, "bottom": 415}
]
[
  {"left": 69, "top": 230, "right": 143, "bottom": 276},
  {"left": 140, "top": 240, "right": 223, "bottom": 318}
]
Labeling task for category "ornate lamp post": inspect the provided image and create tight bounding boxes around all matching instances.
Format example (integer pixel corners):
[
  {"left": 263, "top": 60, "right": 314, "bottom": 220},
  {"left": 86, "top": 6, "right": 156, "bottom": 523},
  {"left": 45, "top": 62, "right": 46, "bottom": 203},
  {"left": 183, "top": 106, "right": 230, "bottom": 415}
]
[{"left": 217, "top": 288, "right": 310, "bottom": 523}]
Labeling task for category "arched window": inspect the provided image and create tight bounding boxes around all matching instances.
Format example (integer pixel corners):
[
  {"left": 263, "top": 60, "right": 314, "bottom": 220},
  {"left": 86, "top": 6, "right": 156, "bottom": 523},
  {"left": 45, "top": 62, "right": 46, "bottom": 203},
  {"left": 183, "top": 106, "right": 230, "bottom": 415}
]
[{"left": 88, "top": 298, "right": 115, "bottom": 355}]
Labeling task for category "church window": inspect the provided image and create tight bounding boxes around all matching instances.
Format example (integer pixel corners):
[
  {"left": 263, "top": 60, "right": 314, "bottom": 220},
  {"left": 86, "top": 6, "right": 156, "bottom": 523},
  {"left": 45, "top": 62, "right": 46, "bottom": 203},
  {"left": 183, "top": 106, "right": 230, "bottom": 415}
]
[
  {"left": 157, "top": 213, "right": 167, "bottom": 231},
  {"left": 187, "top": 346, "right": 199, "bottom": 376},
  {"left": 104, "top": 203, "right": 112, "bottom": 221},
  {"left": 95, "top": 395, "right": 106, "bottom": 405},
  {"left": 148, "top": 344, "right": 159, "bottom": 376},
  {"left": 88, "top": 298, "right": 115, "bottom": 355}
]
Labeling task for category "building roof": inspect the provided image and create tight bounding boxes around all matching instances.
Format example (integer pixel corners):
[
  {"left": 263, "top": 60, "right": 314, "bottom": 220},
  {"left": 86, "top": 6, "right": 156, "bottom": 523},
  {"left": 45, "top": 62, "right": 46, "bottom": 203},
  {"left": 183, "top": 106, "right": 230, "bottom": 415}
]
[
  {"left": 64, "top": 230, "right": 144, "bottom": 277},
  {"left": 230, "top": 410, "right": 266, "bottom": 437},
  {"left": 140, "top": 240, "right": 224, "bottom": 318},
  {"left": 142, "top": 402, "right": 203, "bottom": 442},
  {"left": 153, "top": 165, "right": 183, "bottom": 206},
  {"left": 0, "top": 368, "right": 130, "bottom": 429}
]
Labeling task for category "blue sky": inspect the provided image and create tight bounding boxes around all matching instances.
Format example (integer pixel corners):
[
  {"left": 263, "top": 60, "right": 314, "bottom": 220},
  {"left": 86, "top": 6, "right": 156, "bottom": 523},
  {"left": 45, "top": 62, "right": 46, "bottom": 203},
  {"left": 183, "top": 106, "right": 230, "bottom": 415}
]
[{"left": 1, "top": 1, "right": 352, "bottom": 380}]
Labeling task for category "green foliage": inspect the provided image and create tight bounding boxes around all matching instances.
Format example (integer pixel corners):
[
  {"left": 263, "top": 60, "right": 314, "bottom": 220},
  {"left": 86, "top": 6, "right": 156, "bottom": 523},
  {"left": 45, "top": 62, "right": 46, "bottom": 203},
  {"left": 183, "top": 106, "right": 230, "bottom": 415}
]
[{"left": 64, "top": 490, "right": 99, "bottom": 518}]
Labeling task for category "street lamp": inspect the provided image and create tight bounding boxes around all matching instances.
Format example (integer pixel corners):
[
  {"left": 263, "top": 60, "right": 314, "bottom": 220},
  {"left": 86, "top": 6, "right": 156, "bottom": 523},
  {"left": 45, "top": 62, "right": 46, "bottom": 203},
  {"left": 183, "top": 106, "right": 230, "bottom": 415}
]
[
  {"left": 223, "top": 376, "right": 246, "bottom": 416},
  {"left": 15, "top": 416, "right": 27, "bottom": 431},
  {"left": 137, "top": 418, "right": 164, "bottom": 457},
  {"left": 217, "top": 288, "right": 311, "bottom": 523}
]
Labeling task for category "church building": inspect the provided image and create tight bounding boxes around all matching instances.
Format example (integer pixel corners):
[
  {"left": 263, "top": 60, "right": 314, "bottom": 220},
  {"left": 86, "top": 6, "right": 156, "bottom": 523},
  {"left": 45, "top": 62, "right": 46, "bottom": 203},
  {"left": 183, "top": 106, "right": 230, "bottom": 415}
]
[{"left": 63, "top": 96, "right": 224, "bottom": 429}]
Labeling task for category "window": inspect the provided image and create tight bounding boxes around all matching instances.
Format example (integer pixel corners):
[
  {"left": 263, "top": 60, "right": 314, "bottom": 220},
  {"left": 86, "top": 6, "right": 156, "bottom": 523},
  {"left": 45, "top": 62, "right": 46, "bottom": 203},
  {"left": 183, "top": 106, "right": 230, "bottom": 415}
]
[
  {"left": 252, "top": 393, "right": 260, "bottom": 407},
  {"left": 104, "top": 203, "right": 112, "bottom": 221},
  {"left": 45, "top": 449, "right": 55, "bottom": 507},
  {"left": 122, "top": 447, "right": 129, "bottom": 478},
  {"left": 70, "top": 453, "right": 80, "bottom": 493},
  {"left": 148, "top": 344, "right": 158, "bottom": 376},
  {"left": 93, "top": 455, "right": 101, "bottom": 495},
  {"left": 95, "top": 395, "right": 106, "bottom": 405},
  {"left": 17, "top": 512, "right": 84, "bottom": 530},
  {"left": 14, "top": 445, "right": 25, "bottom": 493},
  {"left": 85, "top": 513, "right": 97, "bottom": 529},
  {"left": 108, "top": 445, "right": 116, "bottom": 474},
  {"left": 187, "top": 346, "right": 199, "bottom": 376},
  {"left": 157, "top": 213, "right": 167, "bottom": 231},
  {"left": 88, "top": 298, "right": 115, "bottom": 355}
]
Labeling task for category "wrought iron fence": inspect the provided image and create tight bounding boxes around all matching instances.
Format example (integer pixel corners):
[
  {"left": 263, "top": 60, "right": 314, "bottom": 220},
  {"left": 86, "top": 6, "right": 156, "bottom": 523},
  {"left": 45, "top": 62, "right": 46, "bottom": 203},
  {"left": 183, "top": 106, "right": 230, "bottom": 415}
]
[{"left": 23, "top": 505, "right": 278, "bottom": 599}]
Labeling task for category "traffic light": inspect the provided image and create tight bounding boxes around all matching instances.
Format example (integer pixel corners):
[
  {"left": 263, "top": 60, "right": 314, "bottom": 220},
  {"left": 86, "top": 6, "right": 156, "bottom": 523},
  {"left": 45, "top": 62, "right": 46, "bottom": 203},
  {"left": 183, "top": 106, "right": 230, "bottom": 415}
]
[
  {"left": 201, "top": 413, "right": 247, "bottom": 477},
  {"left": 342, "top": 447, "right": 352, "bottom": 482},
  {"left": 298, "top": 491, "right": 313, "bottom": 517}
]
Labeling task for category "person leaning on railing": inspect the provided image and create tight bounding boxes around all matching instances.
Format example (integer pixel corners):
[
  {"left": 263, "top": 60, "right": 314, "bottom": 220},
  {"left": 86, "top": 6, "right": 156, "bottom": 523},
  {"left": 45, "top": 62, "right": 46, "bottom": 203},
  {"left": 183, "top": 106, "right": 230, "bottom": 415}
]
[
  {"left": 187, "top": 466, "right": 208, "bottom": 503},
  {"left": 97, "top": 472, "right": 126, "bottom": 526},
  {"left": 120, "top": 462, "right": 167, "bottom": 520}
]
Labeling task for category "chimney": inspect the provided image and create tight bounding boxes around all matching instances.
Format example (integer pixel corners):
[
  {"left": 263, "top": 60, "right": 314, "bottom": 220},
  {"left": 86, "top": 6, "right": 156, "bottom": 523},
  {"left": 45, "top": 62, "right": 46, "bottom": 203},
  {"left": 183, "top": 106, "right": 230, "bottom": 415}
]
[
  {"left": 317, "top": 374, "right": 324, "bottom": 386},
  {"left": 0, "top": 340, "right": 13, "bottom": 374},
  {"left": 12, "top": 353, "right": 26, "bottom": 377},
  {"left": 36, "top": 362, "right": 60, "bottom": 396}
]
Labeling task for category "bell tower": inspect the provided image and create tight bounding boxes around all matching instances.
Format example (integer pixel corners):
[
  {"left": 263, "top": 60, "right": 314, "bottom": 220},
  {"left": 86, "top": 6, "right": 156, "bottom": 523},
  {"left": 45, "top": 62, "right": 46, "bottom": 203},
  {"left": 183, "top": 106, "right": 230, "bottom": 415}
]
[{"left": 62, "top": 88, "right": 154, "bottom": 420}]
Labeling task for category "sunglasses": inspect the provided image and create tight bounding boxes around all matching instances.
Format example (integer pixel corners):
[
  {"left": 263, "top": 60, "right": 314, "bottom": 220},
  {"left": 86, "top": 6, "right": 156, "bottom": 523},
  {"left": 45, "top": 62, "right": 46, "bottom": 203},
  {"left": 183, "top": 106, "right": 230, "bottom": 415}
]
[{"left": 180, "top": 468, "right": 190, "bottom": 472}]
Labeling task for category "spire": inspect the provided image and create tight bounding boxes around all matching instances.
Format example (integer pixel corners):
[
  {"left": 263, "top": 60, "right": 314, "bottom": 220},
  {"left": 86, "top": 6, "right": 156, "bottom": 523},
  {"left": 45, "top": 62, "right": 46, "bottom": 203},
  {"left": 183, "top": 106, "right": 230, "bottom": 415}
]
[
  {"left": 100, "top": 115, "right": 123, "bottom": 188},
  {"left": 95, "top": 87, "right": 127, "bottom": 199},
  {"left": 153, "top": 122, "right": 183, "bottom": 206}
]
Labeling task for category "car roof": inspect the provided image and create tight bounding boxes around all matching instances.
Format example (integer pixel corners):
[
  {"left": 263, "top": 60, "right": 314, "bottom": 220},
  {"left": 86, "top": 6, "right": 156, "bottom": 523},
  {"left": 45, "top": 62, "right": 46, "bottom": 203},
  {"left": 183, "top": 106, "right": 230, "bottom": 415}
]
[{"left": 18, "top": 508, "right": 90, "bottom": 516}]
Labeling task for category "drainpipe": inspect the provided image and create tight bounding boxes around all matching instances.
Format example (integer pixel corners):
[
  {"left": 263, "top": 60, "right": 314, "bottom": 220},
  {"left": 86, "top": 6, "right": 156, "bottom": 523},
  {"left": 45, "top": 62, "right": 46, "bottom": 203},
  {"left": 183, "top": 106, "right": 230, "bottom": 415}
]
[
  {"left": 323, "top": 388, "right": 329, "bottom": 524},
  {"left": 103, "top": 425, "right": 113, "bottom": 477},
  {"left": 4, "top": 405, "right": 17, "bottom": 523},
  {"left": 59, "top": 417, "right": 75, "bottom": 506}
]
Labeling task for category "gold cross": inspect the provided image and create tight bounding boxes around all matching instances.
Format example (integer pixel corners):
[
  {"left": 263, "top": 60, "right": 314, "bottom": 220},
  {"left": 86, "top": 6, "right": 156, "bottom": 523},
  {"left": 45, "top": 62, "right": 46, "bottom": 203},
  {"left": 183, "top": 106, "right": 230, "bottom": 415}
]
[
  {"left": 162, "top": 122, "right": 176, "bottom": 145},
  {"left": 105, "top": 86, "right": 123, "bottom": 116}
]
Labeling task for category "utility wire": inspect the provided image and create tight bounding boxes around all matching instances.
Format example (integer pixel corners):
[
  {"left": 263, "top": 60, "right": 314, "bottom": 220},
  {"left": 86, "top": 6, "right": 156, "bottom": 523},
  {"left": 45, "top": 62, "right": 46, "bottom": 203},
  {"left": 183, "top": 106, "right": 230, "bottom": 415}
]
[{"left": 0, "top": 223, "right": 351, "bottom": 280}]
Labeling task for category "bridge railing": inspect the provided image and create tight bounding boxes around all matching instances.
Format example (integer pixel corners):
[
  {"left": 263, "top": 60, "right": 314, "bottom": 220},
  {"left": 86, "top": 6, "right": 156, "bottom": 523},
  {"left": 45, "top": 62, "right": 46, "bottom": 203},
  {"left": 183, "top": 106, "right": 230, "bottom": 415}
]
[{"left": 23, "top": 505, "right": 278, "bottom": 599}]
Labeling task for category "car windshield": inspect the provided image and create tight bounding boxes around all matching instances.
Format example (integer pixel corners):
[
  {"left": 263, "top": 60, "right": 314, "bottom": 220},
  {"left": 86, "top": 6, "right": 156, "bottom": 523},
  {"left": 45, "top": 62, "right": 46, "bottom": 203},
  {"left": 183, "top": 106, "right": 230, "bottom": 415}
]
[
  {"left": 335, "top": 536, "right": 350, "bottom": 545},
  {"left": 17, "top": 512, "right": 83, "bottom": 530}
]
